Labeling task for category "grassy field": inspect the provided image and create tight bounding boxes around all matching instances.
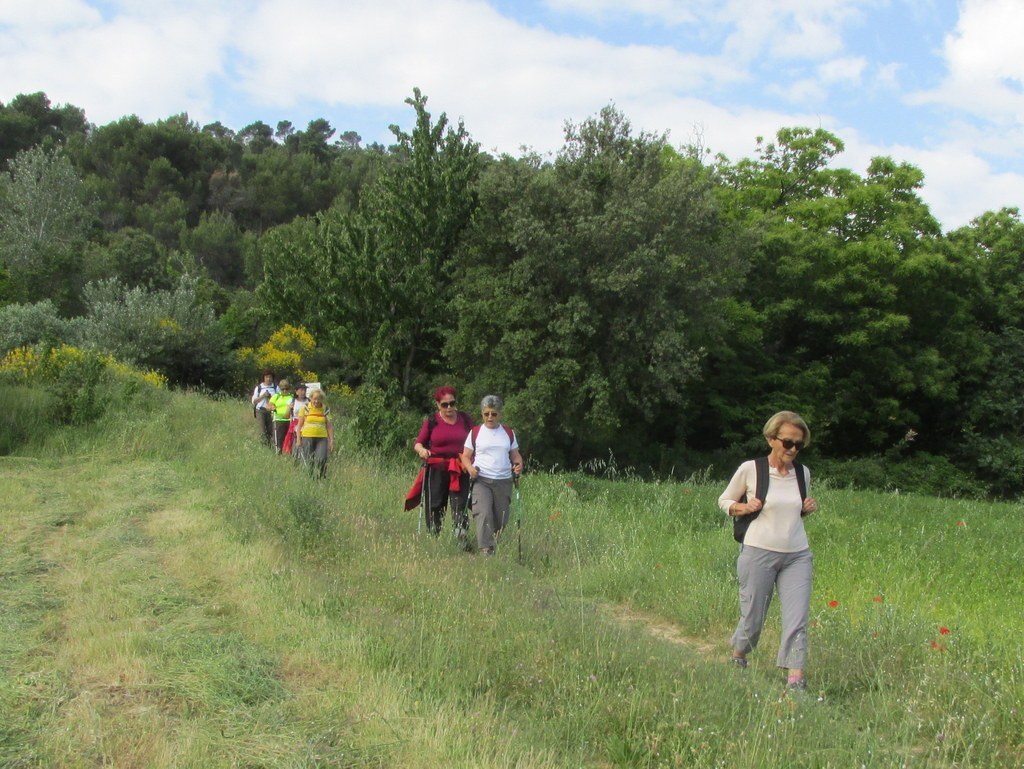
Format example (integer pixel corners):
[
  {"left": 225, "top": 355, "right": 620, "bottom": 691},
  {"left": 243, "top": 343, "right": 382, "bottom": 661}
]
[{"left": 0, "top": 392, "right": 1021, "bottom": 768}]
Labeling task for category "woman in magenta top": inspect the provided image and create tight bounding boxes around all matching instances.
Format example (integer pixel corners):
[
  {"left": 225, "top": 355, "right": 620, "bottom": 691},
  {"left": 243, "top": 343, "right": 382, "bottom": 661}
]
[{"left": 412, "top": 386, "right": 474, "bottom": 540}]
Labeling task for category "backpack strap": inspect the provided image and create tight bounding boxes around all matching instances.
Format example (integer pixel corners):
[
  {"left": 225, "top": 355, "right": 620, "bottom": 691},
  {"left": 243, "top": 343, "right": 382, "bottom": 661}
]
[
  {"left": 793, "top": 460, "right": 808, "bottom": 512},
  {"left": 734, "top": 456, "right": 769, "bottom": 544},
  {"left": 753, "top": 455, "right": 770, "bottom": 503},
  {"left": 470, "top": 423, "right": 515, "bottom": 450}
]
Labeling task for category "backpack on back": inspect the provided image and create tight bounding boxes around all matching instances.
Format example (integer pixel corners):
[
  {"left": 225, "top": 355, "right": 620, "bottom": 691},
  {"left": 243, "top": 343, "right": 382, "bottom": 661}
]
[{"left": 733, "top": 456, "right": 807, "bottom": 543}]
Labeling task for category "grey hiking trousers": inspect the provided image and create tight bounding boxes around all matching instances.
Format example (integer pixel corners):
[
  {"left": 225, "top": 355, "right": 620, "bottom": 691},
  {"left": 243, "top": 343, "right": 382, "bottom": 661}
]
[
  {"left": 731, "top": 545, "right": 813, "bottom": 669},
  {"left": 471, "top": 476, "right": 513, "bottom": 550}
]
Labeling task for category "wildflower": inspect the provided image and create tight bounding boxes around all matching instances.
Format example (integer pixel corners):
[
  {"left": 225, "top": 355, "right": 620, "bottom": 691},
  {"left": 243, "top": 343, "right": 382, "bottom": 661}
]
[
  {"left": 931, "top": 641, "right": 946, "bottom": 652},
  {"left": 548, "top": 512, "right": 562, "bottom": 521},
  {"left": 873, "top": 596, "right": 883, "bottom": 603},
  {"left": 828, "top": 600, "right": 839, "bottom": 608},
  {"left": 939, "top": 626, "right": 950, "bottom": 636}
]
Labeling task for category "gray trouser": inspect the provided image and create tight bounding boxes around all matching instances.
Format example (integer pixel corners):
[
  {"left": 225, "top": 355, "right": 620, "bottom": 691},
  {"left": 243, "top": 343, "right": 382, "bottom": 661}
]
[
  {"left": 300, "top": 437, "right": 330, "bottom": 478},
  {"left": 471, "top": 476, "right": 513, "bottom": 550},
  {"left": 731, "top": 546, "right": 813, "bottom": 669}
]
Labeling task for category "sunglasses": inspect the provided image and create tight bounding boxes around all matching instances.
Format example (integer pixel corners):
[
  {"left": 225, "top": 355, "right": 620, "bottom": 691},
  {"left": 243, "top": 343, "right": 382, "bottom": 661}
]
[
  {"left": 777, "top": 438, "right": 805, "bottom": 451},
  {"left": 438, "top": 401, "right": 456, "bottom": 408},
  {"left": 482, "top": 411, "right": 499, "bottom": 418}
]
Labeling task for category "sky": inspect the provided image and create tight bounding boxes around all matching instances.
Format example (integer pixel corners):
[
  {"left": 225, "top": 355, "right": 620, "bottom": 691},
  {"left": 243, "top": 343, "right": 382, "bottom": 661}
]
[{"left": 1, "top": 0, "right": 1023, "bottom": 231}]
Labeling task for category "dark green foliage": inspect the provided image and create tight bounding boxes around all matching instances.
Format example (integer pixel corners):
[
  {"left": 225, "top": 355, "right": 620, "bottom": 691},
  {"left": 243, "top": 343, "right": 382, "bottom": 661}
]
[
  {"left": 7, "top": 88, "right": 1024, "bottom": 496},
  {"left": 448, "top": 108, "right": 745, "bottom": 467},
  {"left": 349, "top": 382, "right": 421, "bottom": 456}
]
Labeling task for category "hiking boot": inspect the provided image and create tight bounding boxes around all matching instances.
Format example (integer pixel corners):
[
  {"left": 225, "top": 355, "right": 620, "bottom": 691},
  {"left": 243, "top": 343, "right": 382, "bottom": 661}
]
[
  {"left": 730, "top": 656, "right": 748, "bottom": 669},
  {"left": 480, "top": 547, "right": 495, "bottom": 557},
  {"left": 786, "top": 677, "right": 807, "bottom": 694}
]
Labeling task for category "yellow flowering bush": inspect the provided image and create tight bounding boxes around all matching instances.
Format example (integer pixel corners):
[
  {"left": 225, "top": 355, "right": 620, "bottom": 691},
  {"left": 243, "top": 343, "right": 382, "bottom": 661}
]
[
  {"left": 0, "top": 346, "right": 41, "bottom": 383},
  {"left": 237, "top": 325, "right": 318, "bottom": 381},
  {"left": 0, "top": 344, "right": 167, "bottom": 429}
]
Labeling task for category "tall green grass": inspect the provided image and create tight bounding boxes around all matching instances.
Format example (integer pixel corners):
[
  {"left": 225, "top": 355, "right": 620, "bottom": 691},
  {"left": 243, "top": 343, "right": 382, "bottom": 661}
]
[{"left": 0, "top": 390, "right": 1021, "bottom": 767}]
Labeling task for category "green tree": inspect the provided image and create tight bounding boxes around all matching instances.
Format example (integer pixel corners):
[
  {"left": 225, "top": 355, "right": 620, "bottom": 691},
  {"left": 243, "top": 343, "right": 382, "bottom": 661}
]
[
  {"left": 0, "top": 92, "right": 88, "bottom": 165},
  {"left": 947, "top": 208, "right": 1024, "bottom": 495},
  {"left": 353, "top": 88, "right": 481, "bottom": 394},
  {"left": 705, "top": 128, "right": 980, "bottom": 457},
  {"left": 79, "top": 276, "right": 230, "bottom": 387},
  {"left": 0, "top": 146, "right": 93, "bottom": 309},
  {"left": 447, "top": 107, "right": 746, "bottom": 466}
]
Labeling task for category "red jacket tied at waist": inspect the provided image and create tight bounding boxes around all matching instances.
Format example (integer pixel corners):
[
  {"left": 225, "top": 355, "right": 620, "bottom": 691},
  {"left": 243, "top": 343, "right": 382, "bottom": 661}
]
[{"left": 404, "top": 456, "right": 464, "bottom": 511}]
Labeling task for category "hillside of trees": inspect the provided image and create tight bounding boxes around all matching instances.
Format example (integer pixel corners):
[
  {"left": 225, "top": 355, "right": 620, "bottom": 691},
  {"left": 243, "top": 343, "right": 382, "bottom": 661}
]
[{"left": 2, "top": 88, "right": 1023, "bottom": 497}]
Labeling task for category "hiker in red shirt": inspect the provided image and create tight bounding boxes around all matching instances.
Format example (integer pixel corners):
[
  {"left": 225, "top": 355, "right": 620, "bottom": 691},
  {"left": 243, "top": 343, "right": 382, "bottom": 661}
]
[{"left": 411, "top": 386, "right": 473, "bottom": 541}]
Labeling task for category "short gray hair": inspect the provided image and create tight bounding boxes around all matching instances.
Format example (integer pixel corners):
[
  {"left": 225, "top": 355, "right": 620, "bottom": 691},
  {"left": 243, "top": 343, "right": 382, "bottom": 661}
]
[{"left": 480, "top": 394, "right": 504, "bottom": 412}]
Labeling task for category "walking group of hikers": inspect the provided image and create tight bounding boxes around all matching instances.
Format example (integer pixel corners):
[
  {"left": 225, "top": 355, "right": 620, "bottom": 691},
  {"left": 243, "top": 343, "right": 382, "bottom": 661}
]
[
  {"left": 404, "top": 387, "right": 523, "bottom": 556},
  {"left": 252, "top": 371, "right": 819, "bottom": 691},
  {"left": 251, "top": 369, "right": 334, "bottom": 478}
]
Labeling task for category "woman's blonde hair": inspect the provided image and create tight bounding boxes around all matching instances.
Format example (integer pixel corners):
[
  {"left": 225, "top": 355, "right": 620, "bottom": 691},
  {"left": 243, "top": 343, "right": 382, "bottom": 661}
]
[
  {"left": 762, "top": 411, "right": 811, "bottom": 446},
  {"left": 309, "top": 389, "right": 326, "bottom": 407}
]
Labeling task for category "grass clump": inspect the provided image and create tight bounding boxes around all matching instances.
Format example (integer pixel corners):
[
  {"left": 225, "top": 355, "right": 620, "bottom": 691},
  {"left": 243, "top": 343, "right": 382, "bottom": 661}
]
[{"left": 0, "top": 390, "right": 1022, "bottom": 767}]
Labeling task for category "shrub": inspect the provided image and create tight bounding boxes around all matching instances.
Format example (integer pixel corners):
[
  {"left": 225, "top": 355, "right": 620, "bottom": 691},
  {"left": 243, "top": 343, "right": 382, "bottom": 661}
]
[
  {"left": 0, "top": 345, "right": 166, "bottom": 444},
  {"left": 349, "top": 382, "right": 420, "bottom": 454}
]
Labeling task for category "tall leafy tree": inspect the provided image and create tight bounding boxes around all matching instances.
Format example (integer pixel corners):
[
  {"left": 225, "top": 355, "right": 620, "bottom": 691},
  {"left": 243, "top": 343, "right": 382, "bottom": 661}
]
[
  {"left": 707, "top": 128, "right": 979, "bottom": 456},
  {"left": 947, "top": 208, "right": 1024, "bottom": 494},
  {"left": 0, "top": 92, "right": 88, "bottom": 165},
  {"left": 448, "top": 107, "right": 746, "bottom": 466},
  {"left": 0, "top": 146, "right": 93, "bottom": 309},
  {"left": 357, "top": 88, "right": 481, "bottom": 393}
]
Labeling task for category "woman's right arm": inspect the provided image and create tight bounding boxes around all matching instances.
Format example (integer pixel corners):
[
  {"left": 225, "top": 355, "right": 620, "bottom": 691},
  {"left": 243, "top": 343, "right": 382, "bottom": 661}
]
[
  {"left": 718, "top": 463, "right": 761, "bottom": 517},
  {"left": 461, "top": 447, "right": 477, "bottom": 478}
]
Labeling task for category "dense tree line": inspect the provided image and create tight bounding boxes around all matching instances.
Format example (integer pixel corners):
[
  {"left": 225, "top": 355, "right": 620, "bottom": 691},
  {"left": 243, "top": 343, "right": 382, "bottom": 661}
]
[{"left": 2, "top": 89, "right": 1023, "bottom": 496}]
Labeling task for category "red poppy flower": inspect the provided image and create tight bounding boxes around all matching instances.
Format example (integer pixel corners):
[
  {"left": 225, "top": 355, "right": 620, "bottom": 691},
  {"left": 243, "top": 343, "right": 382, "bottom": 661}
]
[
  {"left": 931, "top": 641, "right": 946, "bottom": 651},
  {"left": 548, "top": 512, "right": 562, "bottom": 520},
  {"left": 828, "top": 600, "right": 839, "bottom": 608},
  {"left": 873, "top": 596, "right": 883, "bottom": 603},
  {"left": 939, "top": 626, "right": 950, "bottom": 636}
]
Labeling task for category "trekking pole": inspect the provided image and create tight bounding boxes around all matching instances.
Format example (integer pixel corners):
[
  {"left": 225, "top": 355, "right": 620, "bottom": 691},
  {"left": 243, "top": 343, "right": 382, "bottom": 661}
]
[
  {"left": 514, "top": 473, "right": 523, "bottom": 564},
  {"left": 464, "top": 476, "right": 475, "bottom": 552},
  {"left": 419, "top": 461, "right": 429, "bottom": 535}
]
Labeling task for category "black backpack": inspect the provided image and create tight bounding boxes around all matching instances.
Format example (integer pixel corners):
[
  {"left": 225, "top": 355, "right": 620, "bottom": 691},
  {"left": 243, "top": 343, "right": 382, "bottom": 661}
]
[{"left": 733, "top": 456, "right": 807, "bottom": 543}]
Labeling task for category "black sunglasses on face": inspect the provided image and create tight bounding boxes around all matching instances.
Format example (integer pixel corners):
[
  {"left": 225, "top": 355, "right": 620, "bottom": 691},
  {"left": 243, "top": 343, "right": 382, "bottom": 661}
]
[
  {"left": 777, "top": 438, "right": 804, "bottom": 451},
  {"left": 438, "top": 401, "right": 456, "bottom": 408}
]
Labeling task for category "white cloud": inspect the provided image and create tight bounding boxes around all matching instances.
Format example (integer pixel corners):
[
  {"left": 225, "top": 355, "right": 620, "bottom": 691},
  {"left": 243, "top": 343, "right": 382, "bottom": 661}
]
[
  {"left": 716, "top": 0, "right": 866, "bottom": 62},
  {"left": 0, "top": 0, "right": 100, "bottom": 28},
  {"left": 911, "top": 0, "right": 1024, "bottom": 125},
  {"left": 819, "top": 56, "right": 866, "bottom": 84},
  {"left": 542, "top": 0, "right": 703, "bottom": 26},
  {"left": 1, "top": 0, "right": 1021, "bottom": 228}
]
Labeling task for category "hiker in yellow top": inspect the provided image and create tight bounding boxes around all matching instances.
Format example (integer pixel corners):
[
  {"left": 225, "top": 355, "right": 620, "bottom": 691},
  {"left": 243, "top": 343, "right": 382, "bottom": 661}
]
[
  {"left": 294, "top": 389, "right": 334, "bottom": 479},
  {"left": 268, "top": 379, "right": 294, "bottom": 454}
]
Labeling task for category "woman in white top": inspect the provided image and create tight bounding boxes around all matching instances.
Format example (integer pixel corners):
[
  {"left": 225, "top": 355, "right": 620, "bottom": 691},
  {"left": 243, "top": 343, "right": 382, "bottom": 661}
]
[
  {"left": 250, "top": 369, "right": 278, "bottom": 447},
  {"left": 461, "top": 395, "right": 523, "bottom": 556},
  {"left": 718, "top": 410, "right": 818, "bottom": 691}
]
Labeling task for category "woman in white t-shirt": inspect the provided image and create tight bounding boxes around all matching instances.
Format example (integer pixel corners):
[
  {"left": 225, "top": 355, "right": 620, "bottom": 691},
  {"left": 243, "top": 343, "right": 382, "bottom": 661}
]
[
  {"left": 461, "top": 395, "right": 523, "bottom": 556},
  {"left": 718, "top": 410, "right": 818, "bottom": 692}
]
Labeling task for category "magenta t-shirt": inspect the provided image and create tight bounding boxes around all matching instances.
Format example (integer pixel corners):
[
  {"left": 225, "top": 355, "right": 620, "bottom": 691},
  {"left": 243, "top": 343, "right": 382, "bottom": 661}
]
[{"left": 416, "top": 412, "right": 473, "bottom": 457}]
